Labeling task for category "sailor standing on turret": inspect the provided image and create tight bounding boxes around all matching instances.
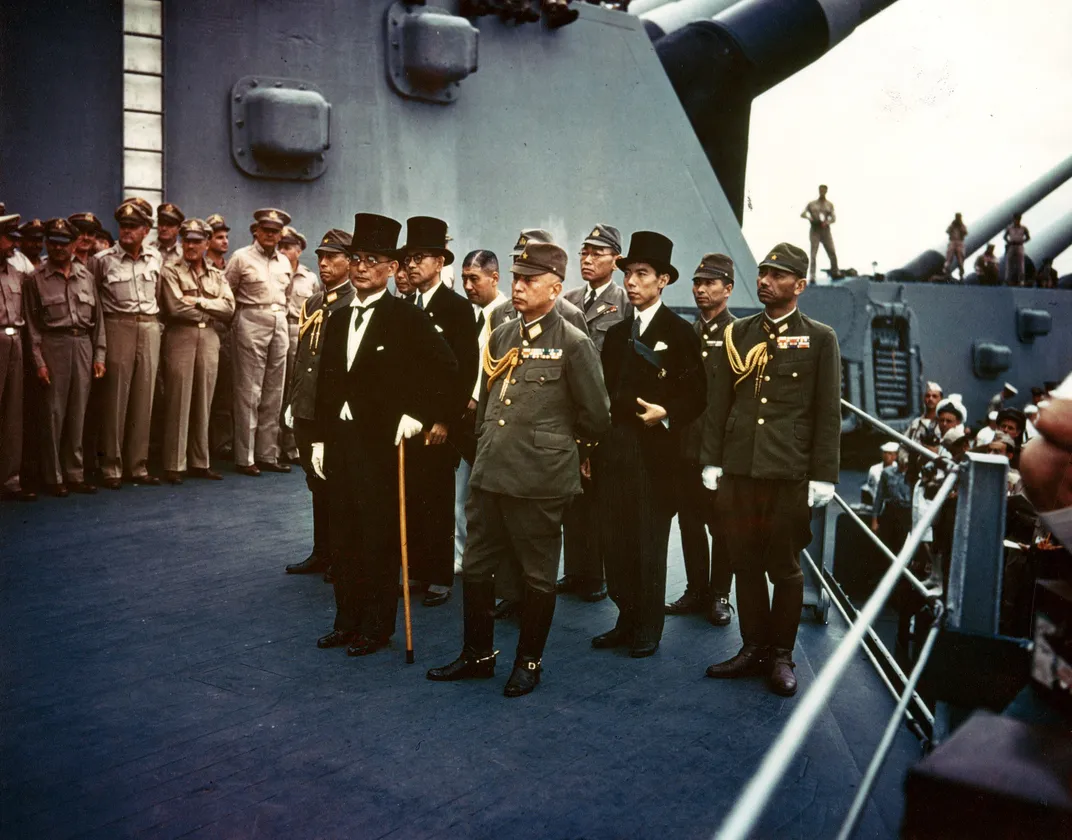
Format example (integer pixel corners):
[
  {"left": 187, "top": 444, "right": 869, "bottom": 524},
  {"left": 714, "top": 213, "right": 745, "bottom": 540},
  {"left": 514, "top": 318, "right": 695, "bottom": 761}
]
[{"left": 801, "top": 185, "right": 838, "bottom": 283}]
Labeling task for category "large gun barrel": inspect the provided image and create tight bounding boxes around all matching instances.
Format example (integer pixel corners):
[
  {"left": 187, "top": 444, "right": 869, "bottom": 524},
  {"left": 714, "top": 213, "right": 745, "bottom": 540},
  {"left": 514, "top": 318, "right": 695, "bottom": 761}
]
[
  {"left": 653, "top": 0, "right": 898, "bottom": 220},
  {"left": 640, "top": 1, "right": 741, "bottom": 40},
  {"left": 893, "top": 153, "right": 1072, "bottom": 282},
  {"left": 1025, "top": 208, "right": 1072, "bottom": 277}
]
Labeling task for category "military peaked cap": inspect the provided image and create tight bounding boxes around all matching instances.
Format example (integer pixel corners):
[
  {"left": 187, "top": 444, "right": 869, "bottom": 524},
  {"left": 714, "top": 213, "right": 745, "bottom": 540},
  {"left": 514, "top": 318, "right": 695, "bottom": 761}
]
[
  {"left": 205, "top": 213, "right": 230, "bottom": 232},
  {"left": 44, "top": 218, "right": 78, "bottom": 243},
  {"left": 512, "top": 241, "right": 567, "bottom": 280},
  {"left": 116, "top": 199, "right": 153, "bottom": 226},
  {"left": 512, "top": 228, "right": 553, "bottom": 257},
  {"left": 315, "top": 228, "right": 352, "bottom": 255},
  {"left": 758, "top": 242, "right": 809, "bottom": 278},
  {"left": 179, "top": 218, "right": 210, "bottom": 240},
  {"left": 253, "top": 208, "right": 291, "bottom": 229},
  {"left": 693, "top": 252, "right": 734, "bottom": 282},
  {"left": 68, "top": 212, "right": 103, "bottom": 233},
  {"left": 582, "top": 224, "right": 622, "bottom": 254},
  {"left": 157, "top": 203, "right": 185, "bottom": 225}
]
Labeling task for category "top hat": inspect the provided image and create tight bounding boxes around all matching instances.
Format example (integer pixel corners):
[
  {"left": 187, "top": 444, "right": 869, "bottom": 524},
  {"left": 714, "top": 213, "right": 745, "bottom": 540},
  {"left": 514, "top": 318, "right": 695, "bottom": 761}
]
[
  {"left": 349, "top": 213, "right": 402, "bottom": 258},
  {"left": 401, "top": 216, "right": 454, "bottom": 266},
  {"left": 616, "top": 231, "right": 678, "bottom": 283}
]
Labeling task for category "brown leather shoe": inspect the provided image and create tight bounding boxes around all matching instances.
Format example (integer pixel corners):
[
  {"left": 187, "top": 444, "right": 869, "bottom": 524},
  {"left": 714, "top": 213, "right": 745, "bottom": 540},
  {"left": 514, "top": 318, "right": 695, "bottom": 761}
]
[
  {"left": 256, "top": 461, "right": 291, "bottom": 473},
  {"left": 235, "top": 464, "right": 261, "bottom": 477},
  {"left": 164, "top": 470, "right": 184, "bottom": 485},
  {"left": 46, "top": 483, "right": 69, "bottom": 498},
  {"left": 705, "top": 644, "right": 769, "bottom": 679},
  {"left": 768, "top": 649, "right": 798, "bottom": 696},
  {"left": 130, "top": 474, "right": 161, "bottom": 486},
  {"left": 708, "top": 596, "right": 734, "bottom": 626},
  {"left": 100, "top": 477, "right": 122, "bottom": 490},
  {"left": 68, "top": 481, "right": 98, "bottom": 495},
  {"left": 189, "top": 467, "right": 223, "bottom": 480}
]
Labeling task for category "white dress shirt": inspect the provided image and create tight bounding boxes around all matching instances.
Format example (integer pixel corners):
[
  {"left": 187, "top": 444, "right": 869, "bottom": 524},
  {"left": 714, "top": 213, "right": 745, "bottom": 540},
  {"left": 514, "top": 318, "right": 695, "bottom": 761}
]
[
  {"left": 340, "top": 288, "right": 388, "bottom": 419},
  {"left": 416, "top": 280, "right": 442, "bottom": 311},
  {"left": 472, "top": 291, "right": 509, "bottom": 401},
  {"left": 634, "top": 298, "right": 662, "bottom": 338}
]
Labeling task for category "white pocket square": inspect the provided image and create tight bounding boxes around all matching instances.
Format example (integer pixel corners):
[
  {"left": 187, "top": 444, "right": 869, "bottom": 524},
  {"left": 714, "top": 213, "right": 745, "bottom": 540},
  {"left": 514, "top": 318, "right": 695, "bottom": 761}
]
[
  {"left": 653, "top": 341, "right": 669, "bottom": 351},
  {"left": 376, "top": 345, "right": 384, "bottom": 351}
]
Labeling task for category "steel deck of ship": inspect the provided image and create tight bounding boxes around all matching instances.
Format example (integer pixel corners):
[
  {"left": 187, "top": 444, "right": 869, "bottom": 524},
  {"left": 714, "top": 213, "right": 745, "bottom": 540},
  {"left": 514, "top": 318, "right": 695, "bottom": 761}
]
[{"left": 1, "top": 468, "right": 919, "bottom": 839}]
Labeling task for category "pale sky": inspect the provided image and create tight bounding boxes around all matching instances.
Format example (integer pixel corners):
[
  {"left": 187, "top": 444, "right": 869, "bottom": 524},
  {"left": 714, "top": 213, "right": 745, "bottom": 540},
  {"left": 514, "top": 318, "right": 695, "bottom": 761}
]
[{"left": 743, "top": 0, "right": 1072, "bottom": 280}]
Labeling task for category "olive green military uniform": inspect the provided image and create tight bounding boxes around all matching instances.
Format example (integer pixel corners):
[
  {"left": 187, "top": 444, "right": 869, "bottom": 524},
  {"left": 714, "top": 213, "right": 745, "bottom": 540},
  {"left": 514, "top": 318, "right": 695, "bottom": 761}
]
[
  {"left": 160, "top": 233, "right": 235, "bottom": 473},
  {"left": 25, "top": 258, "right": 106, "bottom": 486},
  {"left": 282, "top": 261, "right": 320, "bottom": 460},
  {"left": 704, "top": 248, "right": 841, "bottom": 657},
  {"left": 285, "top": 229, "right": 355, "bottom": 567},
  {"left": 0, "top": 236, "right": 27, "bottom": 494}
]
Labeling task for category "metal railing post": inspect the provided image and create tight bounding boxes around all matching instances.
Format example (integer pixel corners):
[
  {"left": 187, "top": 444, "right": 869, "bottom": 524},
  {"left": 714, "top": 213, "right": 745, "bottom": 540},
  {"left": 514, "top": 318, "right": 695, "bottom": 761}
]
[{"left": 933, "top": 452, "right": 1008, "bottom": 743}]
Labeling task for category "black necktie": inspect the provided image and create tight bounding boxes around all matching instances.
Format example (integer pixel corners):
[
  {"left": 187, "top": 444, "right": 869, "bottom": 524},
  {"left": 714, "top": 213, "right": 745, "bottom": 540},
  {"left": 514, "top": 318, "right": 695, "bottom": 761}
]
[
  {"left": 416, "top": 293, "right": 424, "bottom": 310},
  {"left": 631, "top": 316, "right": 641, "bottom": 341},
  {"left": 584, "top": 287, "right": 596, "bottom": 311},
  {"left": 476, "top": 311, "right": 486, "bottom": 331}
]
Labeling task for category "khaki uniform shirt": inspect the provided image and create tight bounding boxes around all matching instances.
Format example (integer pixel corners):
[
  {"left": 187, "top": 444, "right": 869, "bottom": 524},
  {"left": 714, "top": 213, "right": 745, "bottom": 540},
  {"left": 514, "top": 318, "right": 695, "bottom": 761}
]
[
  {"left": 804, "top": 198, "right": 836, "bottom": 226},
  {"left": 160, "top": 258, "right": 235, "bottom": 326},
  {"left": 946, "top": 221, "right": 967, "bottom": 242},
  {"left": 149, "top": 237, "right": 183, "bottom": 266},
  {"left": 25, "top": 262, "right": 106, "bottom": 367},
  {"left": 286, "top": 264, "right": 320, "bottom": 321},
  {"left": 91, "top": 243, "right": 163, "bottom": 316},
  {"left": 224, "top": 242, "right": 291, "bottom": 308},
  {"left": 0, "top": 259, "right": 26, "bottom": 327}
]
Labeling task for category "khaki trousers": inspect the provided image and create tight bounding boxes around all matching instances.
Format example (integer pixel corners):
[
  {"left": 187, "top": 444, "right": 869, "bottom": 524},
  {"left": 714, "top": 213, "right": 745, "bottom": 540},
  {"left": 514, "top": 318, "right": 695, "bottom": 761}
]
[
  {"left": 100, "top": 316, "right": 162, "bottom": 479},
  {"left": 231, "top": 308, "right": 289, "bottom": 467},
  {"left": 162, "top": 323, "right": 221, "bottom": 472},
  {"left": 209, "top": 326, "right": 234, "bottom": 456},
  {"left": 40, "top": 333, "right": 93, "bottom": 484},
  {"left": 0, "top": 330, "right": 24, "bottom": 491},
  {"left": 808, "top": 226, "right": 838, "bottom": 280}
]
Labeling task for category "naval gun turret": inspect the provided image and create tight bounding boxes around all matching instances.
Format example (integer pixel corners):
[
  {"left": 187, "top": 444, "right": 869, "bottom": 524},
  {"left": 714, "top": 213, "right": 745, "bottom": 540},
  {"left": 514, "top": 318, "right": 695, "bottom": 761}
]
[{"left": 1023, "top": 210, "right": 1072, "bottom": 287}]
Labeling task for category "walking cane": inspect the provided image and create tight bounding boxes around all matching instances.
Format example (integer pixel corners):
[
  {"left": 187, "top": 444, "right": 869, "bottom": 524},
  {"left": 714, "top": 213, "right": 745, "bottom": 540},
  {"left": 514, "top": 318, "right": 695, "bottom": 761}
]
[{"left": 398, "top": 441, "right": 415, "bottom": 664}]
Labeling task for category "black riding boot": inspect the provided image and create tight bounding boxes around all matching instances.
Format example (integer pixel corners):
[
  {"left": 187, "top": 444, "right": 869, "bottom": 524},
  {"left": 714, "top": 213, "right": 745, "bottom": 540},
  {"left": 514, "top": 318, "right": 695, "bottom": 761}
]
[
  {"left": 504, "top": 587, "right": 556, "bottom": 697},
  {"left": 427, "top": 580, "right": 497, "bottom": 681}
]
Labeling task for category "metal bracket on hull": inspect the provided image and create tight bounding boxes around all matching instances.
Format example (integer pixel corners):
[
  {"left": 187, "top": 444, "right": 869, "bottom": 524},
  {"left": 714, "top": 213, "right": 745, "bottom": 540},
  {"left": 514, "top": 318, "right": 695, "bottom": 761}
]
[
  {"left": 230, "top": 76, "right": 331, "bottom": 181},
  {"left": 386, "top": 2, "right": 479, "bottom": 105}
]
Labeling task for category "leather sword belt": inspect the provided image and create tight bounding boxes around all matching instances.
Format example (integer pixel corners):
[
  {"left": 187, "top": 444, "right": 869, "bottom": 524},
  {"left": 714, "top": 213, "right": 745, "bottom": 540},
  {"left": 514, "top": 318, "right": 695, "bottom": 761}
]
[
  {"left": 47, "top": 326, "right": 89, "bottom": 336},
  {"left": 105, "top": 313, "right": 159, "bottom": 323},
  {"left": 242, "top": 303, "right": 285, "bottom": 312}
]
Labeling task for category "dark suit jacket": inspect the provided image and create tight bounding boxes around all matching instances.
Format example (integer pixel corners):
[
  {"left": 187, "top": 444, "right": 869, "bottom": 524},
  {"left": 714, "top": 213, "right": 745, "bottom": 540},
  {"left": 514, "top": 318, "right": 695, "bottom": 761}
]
[
  {"left": 421, "top": 282, "right": 479, "bottom": 424},
  {"left": 600, "top": 303, "right": 707, "bottom": 507},
  {"left": 700, "top": 308, "right": 841, "bottom": 483},
  {"left": 287, "top": 281, "right": 355, "bottom": 422},
  {"left": 680, "top": 307, "right": 734, "bottom": 462},
  {"left": 313, "top": 292, "right": 459, "bottom": 468}
]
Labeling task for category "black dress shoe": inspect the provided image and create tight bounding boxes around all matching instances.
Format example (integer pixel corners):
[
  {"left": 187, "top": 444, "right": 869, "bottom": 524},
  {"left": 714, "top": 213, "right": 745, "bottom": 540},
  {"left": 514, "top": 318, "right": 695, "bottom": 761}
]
[
  {"left": 665, "top": 590, "right": 709, "bottom": 616},
  {"left": 347, "top": 634, "right": 389, "bottom": 657},
  {"left": 0, "top": 488, "right": 37, "bottom": 502},
  {"left": 705, "top": 644, "right": 770, "bottom": 679},
  {"left": 323, "top": 566, "right": 335, "bottom": 584},
  {"left": 555, "top": 574, "right": 581, "bottom": 594},
  {"left": 503, "top": 656, "right": 541, "bottom": 697},
  {"left": 426, "top": 649, "right": 497, "bottom": 681},
  {"left": 46, "top": 483, "right": 69, "bottom": 498},
  {"left": 100, "top": 477, "right": 122, "bottom": 490},
  {"left": 422, "top": 588, "right": 452, "bottom": 607},
  {"left": 630, "top": 641, "right": 659, "bottom": 659},
  {"left": 317, "top": 629, "right": 357, "bottom": 649},
  {"left": 579, "top": 579, "right": 608, "bottom": 602},
  {"left": 189, "top": 467, "right": 223, "bottom": 480},
  {"left": 286, "top": 553, "right": 327, "bottom": 575},
  {"left": 491, "top": 599, "right": 520, "bottom": 620},
  {"left": 256, "top": 461, "right": 291, "bottom": 473},
  {"left": 68, "top": 481, "right": 97, "bottom": 495},
  {"left": 235, "top": 464, "right": 261, "bottom": 477},
  {"left": 708, "top": 596, "right": 734, "bottom": 626},
  {"left": 164, "top": 470, "right": 184, "bottom": 485},
  {"left": 768, "top": 649, "right": 798, "bottom": 696},
  {"left": 130, "top": 474, "right": 161, "bottom": 486},
  {"left": 591, "top": 624, "right": 632, "bottom": 649}
]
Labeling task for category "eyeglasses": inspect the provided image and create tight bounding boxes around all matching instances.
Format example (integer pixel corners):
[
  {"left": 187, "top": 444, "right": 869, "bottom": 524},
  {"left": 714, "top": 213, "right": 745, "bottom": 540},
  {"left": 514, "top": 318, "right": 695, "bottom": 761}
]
[
  {"left": 404, "top": 253, "right": 433, "bottom": 265},
  {"left": 350, "top": 253, "right": 384, "bottom": 266}
]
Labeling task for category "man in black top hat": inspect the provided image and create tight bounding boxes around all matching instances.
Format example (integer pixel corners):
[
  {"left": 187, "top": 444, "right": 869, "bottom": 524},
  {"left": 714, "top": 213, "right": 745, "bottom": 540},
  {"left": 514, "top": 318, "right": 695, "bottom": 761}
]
[
  {"left": 399, "top": 216, "right": 480, "bottom": 607},
  {"left": 702, "top": 242, "right": 841, "bottom": 696},
  {"left": 311, "top": 213, "right": 458, "bottom": 657},
  {"left": 591, "top": 231, "right": 707, "bottom": 658},
  {"left": 284, "top": 229, "right": 355, "bottom": 577}
]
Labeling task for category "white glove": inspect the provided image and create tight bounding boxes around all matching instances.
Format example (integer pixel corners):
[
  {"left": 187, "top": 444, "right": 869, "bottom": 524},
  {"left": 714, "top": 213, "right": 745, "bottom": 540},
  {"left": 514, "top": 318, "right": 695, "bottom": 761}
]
[
  {"left": 339, "top": 401, "right": 354, "bottom": 421},
  {"left": 701, "top": 466, "right": 722, "bottom": 491},
  {"left": 808, "top": 480, "right": 835, "bottom": 508},
  {"left": 394, "top": 414, "right": 423, "bottom": 446},
  {"left": 311, "top": 442, "right": 326, "bottom": 481},
  {"left": 284, "top": 404, "right": 294, "bottom": 428}
]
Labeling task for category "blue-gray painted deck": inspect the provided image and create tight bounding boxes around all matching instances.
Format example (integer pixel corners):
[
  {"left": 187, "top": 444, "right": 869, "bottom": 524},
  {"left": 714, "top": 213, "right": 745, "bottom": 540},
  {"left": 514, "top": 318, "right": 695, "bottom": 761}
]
[{"left": 1, "top": 470, "right": 919, "bottom": 839}]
